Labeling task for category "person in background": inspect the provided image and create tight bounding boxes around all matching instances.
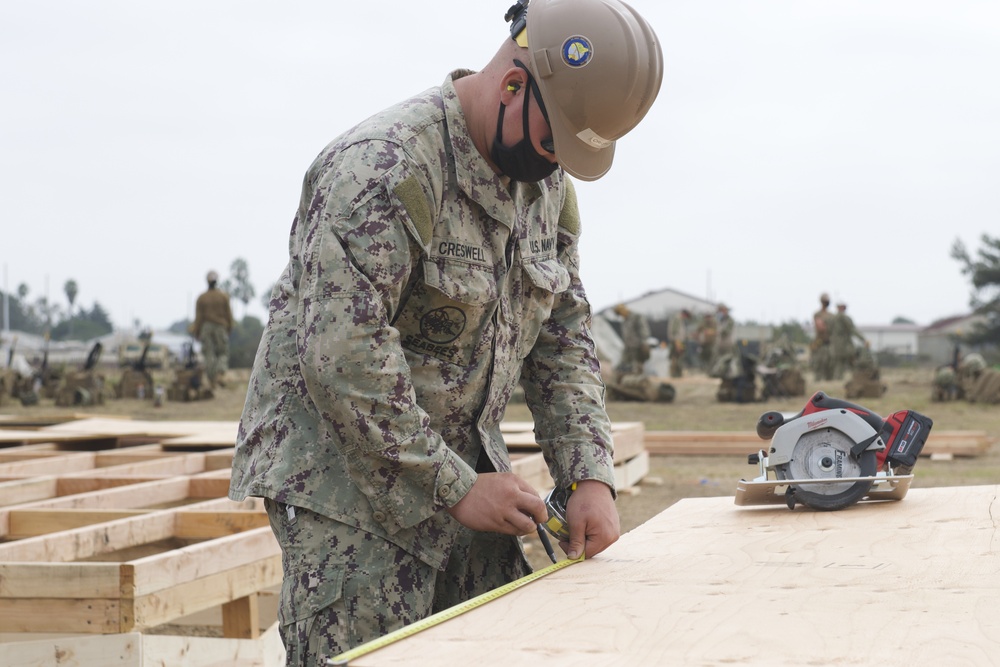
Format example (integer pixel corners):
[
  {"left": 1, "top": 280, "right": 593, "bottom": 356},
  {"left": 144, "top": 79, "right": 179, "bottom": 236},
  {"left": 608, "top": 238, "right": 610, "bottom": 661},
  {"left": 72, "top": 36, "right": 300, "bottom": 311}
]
[
  {"left": 811, "top": 292, "right": 835, "bottom": 381},
  {"left": 667, "top": 309, "right": 691, "bottom": 378},
  {"left": 615, "top": 303, "right": 652, "bottom": 375},
  {"left": 189, "top": 270, "right": 233, "bottom": 389}
]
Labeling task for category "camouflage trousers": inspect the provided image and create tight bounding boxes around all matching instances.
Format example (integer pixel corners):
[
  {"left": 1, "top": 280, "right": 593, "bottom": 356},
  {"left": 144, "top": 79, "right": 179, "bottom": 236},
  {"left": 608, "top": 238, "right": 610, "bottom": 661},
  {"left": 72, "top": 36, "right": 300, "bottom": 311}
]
[
  {"left": 811, "top": 344, "right": 835, "bottom": 381},
  {"left": 264, "top": 499, "right": 530, "bottom": 666},
  {"left": 199, "top": 321, "right": 229, "bottom": 385}
]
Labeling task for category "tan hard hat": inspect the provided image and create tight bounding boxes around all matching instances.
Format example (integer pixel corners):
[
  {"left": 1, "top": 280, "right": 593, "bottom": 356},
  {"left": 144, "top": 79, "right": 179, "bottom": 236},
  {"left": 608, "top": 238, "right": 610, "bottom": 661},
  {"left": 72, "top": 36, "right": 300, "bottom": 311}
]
[
  {"left": 519, "top": 0, "right": 664, "bottom": 181},
  {"left": 206, "top": 270, "right": 219, "bottom": 283}
]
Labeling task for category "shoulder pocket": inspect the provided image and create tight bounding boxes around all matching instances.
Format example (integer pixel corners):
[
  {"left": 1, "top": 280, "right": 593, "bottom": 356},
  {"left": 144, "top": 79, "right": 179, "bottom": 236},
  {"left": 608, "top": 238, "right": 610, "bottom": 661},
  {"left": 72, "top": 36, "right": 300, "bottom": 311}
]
[{"left": 522, "top": 257, "right": 570, "bottom": 295}]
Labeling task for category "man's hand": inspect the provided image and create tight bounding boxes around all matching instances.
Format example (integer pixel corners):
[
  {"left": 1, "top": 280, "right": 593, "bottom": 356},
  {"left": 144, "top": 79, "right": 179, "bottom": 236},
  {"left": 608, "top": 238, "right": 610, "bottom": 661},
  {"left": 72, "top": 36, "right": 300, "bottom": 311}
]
[
  {"left": 446, "top": 472, "right": 546, "bottom": 536},
  {"left": 561, "top": 480, "right": 619, "bottom": 560}
]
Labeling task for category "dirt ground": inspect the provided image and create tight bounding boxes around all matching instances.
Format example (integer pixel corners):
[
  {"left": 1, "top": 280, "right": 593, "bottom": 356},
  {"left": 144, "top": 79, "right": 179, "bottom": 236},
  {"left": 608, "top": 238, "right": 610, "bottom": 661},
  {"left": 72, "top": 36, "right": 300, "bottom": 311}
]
[{"left": 3, "top": 364, "right": 999, "bottom": 572}]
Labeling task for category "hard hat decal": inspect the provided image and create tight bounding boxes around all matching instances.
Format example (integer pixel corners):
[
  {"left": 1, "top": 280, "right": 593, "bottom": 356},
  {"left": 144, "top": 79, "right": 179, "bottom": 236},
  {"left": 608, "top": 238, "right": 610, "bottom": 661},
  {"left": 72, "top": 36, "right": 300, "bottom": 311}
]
[
  {"left": 576, "top": 127, "right": 612, "bottom": 148},
  {"left": 561, "top": 36, "right": 593, "bottom": 68}
]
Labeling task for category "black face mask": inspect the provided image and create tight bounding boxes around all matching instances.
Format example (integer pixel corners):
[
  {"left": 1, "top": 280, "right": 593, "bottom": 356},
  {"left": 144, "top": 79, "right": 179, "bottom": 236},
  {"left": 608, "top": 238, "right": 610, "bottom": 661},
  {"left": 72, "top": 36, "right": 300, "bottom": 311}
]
[{"left": 490, "top": 70, "right": 558, "bottom": 183}]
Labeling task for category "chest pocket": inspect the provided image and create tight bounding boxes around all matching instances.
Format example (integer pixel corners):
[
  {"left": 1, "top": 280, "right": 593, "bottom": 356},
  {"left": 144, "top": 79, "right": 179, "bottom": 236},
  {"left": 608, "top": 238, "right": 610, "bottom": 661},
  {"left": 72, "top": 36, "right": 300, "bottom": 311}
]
[
  {"left": 517, "top": 256, "right": 571, "bottom": 359},
  {"left": 394, "top": 258, "right": 499, "bottom": 367}
]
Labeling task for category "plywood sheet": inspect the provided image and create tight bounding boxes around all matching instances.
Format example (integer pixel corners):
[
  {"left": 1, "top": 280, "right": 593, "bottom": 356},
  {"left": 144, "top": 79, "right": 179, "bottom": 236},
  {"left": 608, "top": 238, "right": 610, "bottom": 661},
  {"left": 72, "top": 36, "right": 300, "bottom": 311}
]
[{"left": 347, "top": 485, "right": 1000, "bottom": 666}]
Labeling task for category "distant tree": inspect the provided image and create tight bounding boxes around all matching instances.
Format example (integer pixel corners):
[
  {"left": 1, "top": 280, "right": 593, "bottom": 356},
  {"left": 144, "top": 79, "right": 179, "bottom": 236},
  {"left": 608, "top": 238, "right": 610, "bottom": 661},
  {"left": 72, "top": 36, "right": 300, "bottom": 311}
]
[
  {"left": 50, "top": 302, "right": 113, "bottom": 341},
  {"left": 771, "top": 320, "right": 809, "bottom": 345},
  {"left": 892, "top": 316, "right": 915, "bottom": 325},
  {"left": 951, "top": 233, "right": 1000, "bottom": 346},
  {"left": 16, "top": 283, "right": 28, "bottom": 300},
  {"left": 229, "top": 315, "right": 264, "bottom": 368},
  {"left": 226, "top": 258, "right": 256, "bottom": 319},
  {"left": 0, "top": 290, "right": 44, "bottom": 334},
  {"left": 84, "top": 302, "right": 114, "bottom": 332},
  {"left": 35, "top": 297, "right": 60, "bottom": 334},
  {"left": 64, "top": 279, "right": 79, "bottom": 336},
  {"left": 64, "top": 280, "right": 78, "bottom": 313},
  {"left": 168, "top": 319, "right": 192, "bottom": 336},
  {"left": 260, "top": 283, "right": 275, "bottom": 312}
]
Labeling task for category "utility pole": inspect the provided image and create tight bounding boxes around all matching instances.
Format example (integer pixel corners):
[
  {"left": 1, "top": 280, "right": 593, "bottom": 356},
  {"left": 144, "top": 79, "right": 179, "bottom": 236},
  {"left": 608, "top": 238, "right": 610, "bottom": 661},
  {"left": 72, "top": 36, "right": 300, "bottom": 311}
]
[{"left": 2, "top": 264, "right": 9, "bottom": 333}]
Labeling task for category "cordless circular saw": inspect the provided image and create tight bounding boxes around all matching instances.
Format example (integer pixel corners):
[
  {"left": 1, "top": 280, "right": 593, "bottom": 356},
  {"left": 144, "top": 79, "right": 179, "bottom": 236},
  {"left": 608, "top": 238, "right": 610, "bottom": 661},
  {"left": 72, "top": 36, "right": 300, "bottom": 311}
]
[{"left": 735, "top": 391, "right": 933, "bottom": 510}]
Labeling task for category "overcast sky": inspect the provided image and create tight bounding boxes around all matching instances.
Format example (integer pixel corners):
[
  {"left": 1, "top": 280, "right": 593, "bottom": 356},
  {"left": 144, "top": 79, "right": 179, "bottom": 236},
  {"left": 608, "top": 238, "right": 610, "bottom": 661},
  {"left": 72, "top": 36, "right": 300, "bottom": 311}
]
[{"left": 3, "top": 0, "right": 998, "bottom": 333}]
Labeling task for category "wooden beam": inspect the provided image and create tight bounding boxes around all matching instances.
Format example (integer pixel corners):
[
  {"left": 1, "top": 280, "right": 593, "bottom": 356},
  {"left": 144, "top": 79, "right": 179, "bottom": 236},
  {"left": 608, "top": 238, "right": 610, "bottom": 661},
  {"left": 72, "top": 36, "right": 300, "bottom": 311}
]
[
  {"left": 7, "top": 508, "right": 149, "bottom": 538},
  {"left": 0, "top": 452, "right": 97, "bottom": 476},
  {"left": 173, "top": 510, "right": 270, "bottom": 539},
  {"left": 0, "top": 511, "right": 177, "bottom": 563},
  {"left": 0, "top": 632, "right": 141, "bottom": 667},
  {"left": 613, "top": 450, "right": 650, "bottom": 491},
  {"left": 130, "top": 557, "right": 281, "bottom": 632},
  {"left": 0, "top": 475, "right": 58, "bottom": 507},
  {"left": 0, "top": 562, "right": 120, "bottom": 598},
  {"left": 222, "top": 594, "right": 261, "bottom": 640},
  {"left": 141, "top": 621, "right": 285, "bottom": 666},
  {"left": 126, "top": 527, "right": 280, "bottom": 598},
  {"left": 0, "top": 597, "right": 122, "bottom": 634},
  {"left": 502, "top": 421, "right": 646, "bottom": 464}
]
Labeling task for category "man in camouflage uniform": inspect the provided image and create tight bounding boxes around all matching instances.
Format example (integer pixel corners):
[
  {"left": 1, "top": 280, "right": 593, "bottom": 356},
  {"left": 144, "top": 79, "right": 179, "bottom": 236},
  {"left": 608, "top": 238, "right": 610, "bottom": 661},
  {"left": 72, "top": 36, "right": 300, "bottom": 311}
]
[
  {"left": 712, "top": 303, "right": 735, "bottom": 367},
  {"left": 811, "top": 292, "right": 835, "bottom": 381},
  {"left": 695, "top": 311, "right": 717, "bottom": 370},
  {"left": 830, "top": 302, "right": 866, "bottom": 380},
  {"left": 189, "top": 270, "right": 233, "bottom": 389},
  {"left": 614, "top": 303, "right": 651, "bottom": 375},
  {"left": 228, "top": 0, "right": 663, "bottom": 662},
  {"left": 667, "top": 309, "right": 690, "bottom": 378}
]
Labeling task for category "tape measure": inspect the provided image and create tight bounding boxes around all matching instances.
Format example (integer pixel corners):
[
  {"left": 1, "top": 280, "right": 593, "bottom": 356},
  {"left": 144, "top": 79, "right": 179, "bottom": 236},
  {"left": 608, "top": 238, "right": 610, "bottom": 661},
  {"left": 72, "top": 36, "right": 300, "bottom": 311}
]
[{"left": 326, "top": 555, "right": 584, "bottom": 666}]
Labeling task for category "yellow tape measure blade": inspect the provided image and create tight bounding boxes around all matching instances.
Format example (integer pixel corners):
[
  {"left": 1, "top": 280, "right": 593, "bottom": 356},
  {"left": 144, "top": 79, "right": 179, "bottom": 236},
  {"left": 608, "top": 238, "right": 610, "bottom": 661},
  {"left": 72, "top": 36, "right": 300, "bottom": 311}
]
[{"left": 327, "top": 555, "right": 583, "bottom": 666}]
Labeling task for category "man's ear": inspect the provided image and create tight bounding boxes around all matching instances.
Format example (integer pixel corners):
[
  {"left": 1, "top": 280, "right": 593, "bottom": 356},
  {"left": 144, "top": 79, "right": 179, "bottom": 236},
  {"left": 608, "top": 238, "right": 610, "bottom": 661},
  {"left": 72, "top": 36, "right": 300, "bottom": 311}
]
[{"left": 500, "top": 68, "right": 527, "bottom": 103}]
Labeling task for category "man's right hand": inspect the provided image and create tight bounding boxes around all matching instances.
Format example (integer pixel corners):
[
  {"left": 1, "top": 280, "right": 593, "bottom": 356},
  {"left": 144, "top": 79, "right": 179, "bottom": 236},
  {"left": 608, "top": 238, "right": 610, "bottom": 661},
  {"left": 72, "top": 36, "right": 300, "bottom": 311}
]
[{"left": 446, "top": 472, "right": 546, "bottom": 536}]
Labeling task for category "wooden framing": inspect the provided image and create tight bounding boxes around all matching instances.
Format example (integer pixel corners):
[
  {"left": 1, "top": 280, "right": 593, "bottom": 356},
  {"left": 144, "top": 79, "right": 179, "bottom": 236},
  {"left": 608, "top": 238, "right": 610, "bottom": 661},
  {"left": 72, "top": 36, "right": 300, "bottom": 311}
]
[
  {"left": 644, "top": 429, "right": 996, "bottom": 457},
  {"left": 0, "top": 416, "right": 651, "bottom": 666},
  {"left": 0, "top": 505, "right": 279, "bottom": 635},
  {"left": 502, "top": 421, "right": 646, "bottom": 463}
]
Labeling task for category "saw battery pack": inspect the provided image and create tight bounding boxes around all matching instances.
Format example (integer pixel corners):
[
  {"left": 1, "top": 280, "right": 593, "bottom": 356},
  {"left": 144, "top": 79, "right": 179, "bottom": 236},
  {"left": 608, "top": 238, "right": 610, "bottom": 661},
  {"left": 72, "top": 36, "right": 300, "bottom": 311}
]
[{"left": 879, "top": 410, "right": 933, "bottom": 469}]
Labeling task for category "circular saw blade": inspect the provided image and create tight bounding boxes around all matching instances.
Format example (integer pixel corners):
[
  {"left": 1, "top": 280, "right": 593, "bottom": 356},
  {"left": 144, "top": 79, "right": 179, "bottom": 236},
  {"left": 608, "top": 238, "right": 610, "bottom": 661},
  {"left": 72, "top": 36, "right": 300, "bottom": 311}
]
[{"left": 775, "top": 427, "right": 876, "bottom": 510}]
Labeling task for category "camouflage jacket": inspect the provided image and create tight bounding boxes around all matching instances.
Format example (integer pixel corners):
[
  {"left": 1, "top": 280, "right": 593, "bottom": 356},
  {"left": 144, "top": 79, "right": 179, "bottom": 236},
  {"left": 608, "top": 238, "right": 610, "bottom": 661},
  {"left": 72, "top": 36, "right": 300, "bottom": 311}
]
[
  {"left": 228, "top": 72, "right": 615, "bottom": 569},
  {"left": 192, "top": 288, "right": 233, "bottom": 336},
  {"left": 621, "top": 312, "right": 650, "bottom": 349}
]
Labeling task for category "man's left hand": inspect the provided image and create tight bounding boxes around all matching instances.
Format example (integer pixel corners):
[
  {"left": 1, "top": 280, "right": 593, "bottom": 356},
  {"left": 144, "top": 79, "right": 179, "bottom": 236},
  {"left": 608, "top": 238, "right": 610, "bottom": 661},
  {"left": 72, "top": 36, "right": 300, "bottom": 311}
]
[{"left": 560, "top": 479, "right": 619, "bottom": 560}]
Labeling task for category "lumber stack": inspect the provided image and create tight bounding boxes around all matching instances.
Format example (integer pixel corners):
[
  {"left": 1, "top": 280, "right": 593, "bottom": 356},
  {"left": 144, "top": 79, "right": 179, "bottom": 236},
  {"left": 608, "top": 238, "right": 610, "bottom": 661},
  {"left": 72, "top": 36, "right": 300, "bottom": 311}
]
[
  {"left": 0, "top": 419, "right": 280, "bottom": 666},
  {"left": 505, "top": 421, "right": 649, "bottom": 493},
  {"left": 644, "top": 429, "right": 996, "bottom": 457}
]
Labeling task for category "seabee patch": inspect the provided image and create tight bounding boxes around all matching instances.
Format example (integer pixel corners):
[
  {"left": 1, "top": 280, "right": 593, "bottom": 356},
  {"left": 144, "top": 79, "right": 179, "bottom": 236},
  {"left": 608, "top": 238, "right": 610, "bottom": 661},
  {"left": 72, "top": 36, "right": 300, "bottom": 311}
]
[
  {"left": 562, "top": 36, "right": 593, "bottom": 68},
  {"left": 419, "top": 307, "right": 467, "bottom": 344}
]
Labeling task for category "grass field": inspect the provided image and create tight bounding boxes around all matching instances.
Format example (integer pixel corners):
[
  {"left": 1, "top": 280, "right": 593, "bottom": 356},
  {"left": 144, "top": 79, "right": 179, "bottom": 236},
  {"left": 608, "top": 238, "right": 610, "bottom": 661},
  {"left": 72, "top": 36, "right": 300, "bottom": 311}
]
[{"left": 3, "top": 364, "right": 998, "bottom": 569}]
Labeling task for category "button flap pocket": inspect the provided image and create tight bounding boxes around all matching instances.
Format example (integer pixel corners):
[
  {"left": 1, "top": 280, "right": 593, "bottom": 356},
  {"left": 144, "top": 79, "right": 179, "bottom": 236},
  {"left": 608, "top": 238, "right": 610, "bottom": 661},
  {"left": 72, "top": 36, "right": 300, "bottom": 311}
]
[
  {"left": 522, "top": 257, "right": 570, "bottom": 294},
  {"left": 279, "top": 566, "right": 345, "bottom": 625}
]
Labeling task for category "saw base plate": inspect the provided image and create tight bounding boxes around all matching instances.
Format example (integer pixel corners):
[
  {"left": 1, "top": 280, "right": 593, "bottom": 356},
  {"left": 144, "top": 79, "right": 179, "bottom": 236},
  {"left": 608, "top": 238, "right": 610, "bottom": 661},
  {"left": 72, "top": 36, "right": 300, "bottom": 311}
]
[{"left": 734, "top": 474, "right": 914, "bottom": 507}]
